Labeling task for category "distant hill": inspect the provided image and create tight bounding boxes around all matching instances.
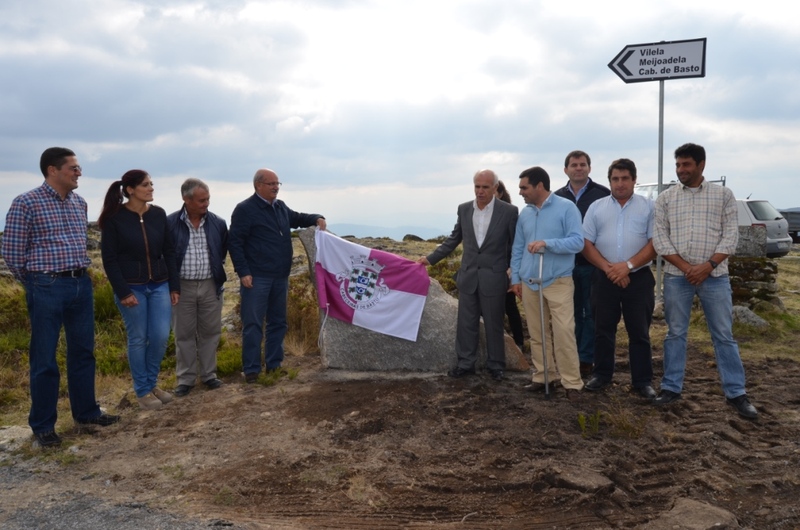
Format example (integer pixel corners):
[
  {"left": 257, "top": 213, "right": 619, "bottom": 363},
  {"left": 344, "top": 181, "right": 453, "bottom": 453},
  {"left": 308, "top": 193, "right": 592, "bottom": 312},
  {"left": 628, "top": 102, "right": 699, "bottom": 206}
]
[{"left": 327, "top": 223, "right": 448, "bottom": 241}]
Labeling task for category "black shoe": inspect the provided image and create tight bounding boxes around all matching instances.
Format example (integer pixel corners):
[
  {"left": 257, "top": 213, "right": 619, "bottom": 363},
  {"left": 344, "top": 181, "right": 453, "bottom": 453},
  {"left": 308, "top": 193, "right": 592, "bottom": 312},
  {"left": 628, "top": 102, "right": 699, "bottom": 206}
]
[
  {"left": 33, "top": 431, "right": 62, "bottom": 448},
  {"left": 77, "top": 413, "right": 121, "bottom": 426},
  {"left": 447, "top": 367, "right": 475, "bottom": 378},
  {"left": 727, "top": 394, "right": 758, "bottom": 419},
  {"left": 526, "top": 382, "right": 555, "bottom": 393},
  {"left": 203, "top": 378, "right": 223, "bottom": 390},
  {"left": 579, "top": 362, "right": 593, "bottom": 378},
  {"left": 584, "top": 376, "right": 611, "bottom": 392},
  {"left": 488, "top": 369, "right": 504, "bottom": 381},
  {"left": 653, "top": 389, "right": 681, "bottom": 406},
  {"left": 634, "top": 385, "right": 657, "bottom": 400},
  {"left": 174, "top": 384, "right": 194, "bottom": 397},
  {"left": 245, "top": 372, "right": 259, "bottom": 384}
]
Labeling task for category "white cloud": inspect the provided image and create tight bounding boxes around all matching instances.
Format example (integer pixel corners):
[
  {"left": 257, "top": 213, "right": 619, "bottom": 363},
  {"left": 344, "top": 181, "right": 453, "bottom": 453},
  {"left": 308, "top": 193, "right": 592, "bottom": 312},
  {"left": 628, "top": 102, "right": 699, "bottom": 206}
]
[{"left": 1, "top": 0, "right": 800, "bottom": 234}]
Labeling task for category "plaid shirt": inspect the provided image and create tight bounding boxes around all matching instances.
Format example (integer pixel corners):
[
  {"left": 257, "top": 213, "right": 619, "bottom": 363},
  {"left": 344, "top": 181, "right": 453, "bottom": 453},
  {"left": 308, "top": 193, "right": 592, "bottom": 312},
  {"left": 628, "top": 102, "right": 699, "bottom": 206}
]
[
  {"left": 653, "top": 180, "right": 738, "bottom": 277},
  {"left": 1, "top": 182, "right": 91, "bottom": 282},
  {"left": 179, "top": 212, "right": 212, "bottom": 280}
]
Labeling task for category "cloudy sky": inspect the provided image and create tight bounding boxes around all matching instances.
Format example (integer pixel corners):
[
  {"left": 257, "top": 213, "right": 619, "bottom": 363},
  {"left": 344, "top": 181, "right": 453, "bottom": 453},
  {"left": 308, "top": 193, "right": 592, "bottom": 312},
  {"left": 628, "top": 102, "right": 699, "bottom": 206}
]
[{"left": 2, "top": 0, "right": 798, "bottom": 238}]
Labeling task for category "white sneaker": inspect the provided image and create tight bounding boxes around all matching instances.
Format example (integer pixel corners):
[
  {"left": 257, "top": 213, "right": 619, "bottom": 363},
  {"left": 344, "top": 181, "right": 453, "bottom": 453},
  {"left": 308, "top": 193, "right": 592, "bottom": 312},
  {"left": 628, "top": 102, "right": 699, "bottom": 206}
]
[
  {"left": 137, "top": 392, "right": 163, "bottom": 410},
  {"left": 152, "top": 387, "right": 174, "bottom": 404}
]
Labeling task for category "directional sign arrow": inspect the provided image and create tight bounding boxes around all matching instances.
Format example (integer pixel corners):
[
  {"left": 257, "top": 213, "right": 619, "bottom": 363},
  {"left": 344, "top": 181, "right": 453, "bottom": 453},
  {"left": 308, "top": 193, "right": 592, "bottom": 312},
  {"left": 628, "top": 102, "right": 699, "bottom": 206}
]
[{"left": 608, "top": 38, "right": 706, "bottom": 83}]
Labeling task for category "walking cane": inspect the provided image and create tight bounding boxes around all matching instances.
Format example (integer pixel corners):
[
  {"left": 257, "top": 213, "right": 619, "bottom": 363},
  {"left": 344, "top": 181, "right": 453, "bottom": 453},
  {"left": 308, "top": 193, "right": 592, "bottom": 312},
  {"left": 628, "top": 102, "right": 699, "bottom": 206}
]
[{"left": 529, "top": 249, "right": 550, "bottom": 400}]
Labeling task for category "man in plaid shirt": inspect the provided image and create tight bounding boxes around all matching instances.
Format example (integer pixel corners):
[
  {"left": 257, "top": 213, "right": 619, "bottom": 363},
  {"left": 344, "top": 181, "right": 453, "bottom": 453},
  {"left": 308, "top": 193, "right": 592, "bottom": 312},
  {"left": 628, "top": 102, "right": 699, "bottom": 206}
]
[
  {"left": 652, "top": 143, "right": 757, "bottom": 419},
  {"left": 2, "top": 147, "right": 120, "bottom": 448}
]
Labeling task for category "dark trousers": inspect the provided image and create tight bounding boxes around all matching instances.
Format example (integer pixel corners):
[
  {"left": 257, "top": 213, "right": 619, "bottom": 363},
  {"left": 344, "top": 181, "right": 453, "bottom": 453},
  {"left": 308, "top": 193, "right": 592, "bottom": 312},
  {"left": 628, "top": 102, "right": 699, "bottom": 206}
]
[
  {"left": 590, "top": 267, "right": 655, "bottom": 387},
  {"left": 504, "top": 292, "right": 524, "bottom": 347}
]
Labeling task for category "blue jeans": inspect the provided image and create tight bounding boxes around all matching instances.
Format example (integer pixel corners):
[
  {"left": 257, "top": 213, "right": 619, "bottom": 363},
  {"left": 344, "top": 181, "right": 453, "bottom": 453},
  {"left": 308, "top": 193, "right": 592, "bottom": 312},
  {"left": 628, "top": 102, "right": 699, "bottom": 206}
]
[
  {"left": 661, "top": 274, "right": 747, "bottom": 398},
  {"left": 240, "top": 276, "right": 288, "bottom": 374},
  {"left": 116, "top": 282, "right": 172, "bottom": 398},
  {"left": 25, "top": 273, "right": 102, "bottom": 434},
  {"left": 572, "top": 264, "right": 595, "bottom": 364}
]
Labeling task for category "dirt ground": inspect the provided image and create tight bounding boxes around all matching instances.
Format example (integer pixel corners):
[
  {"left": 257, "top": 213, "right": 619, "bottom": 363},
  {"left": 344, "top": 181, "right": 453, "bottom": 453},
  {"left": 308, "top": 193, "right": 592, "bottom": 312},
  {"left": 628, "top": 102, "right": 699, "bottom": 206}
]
[{"left": 2, "top": 332, "right": 800, "bottom": 529}]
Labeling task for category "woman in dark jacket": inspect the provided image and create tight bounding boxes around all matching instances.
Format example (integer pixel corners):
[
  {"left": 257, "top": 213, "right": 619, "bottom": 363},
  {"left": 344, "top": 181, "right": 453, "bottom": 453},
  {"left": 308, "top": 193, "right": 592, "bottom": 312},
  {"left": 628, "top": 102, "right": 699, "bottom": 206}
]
[
  {"left": 98, "top": 170, "right": 180, "bottom": 410},
  {"left": 496, "top": 180, "right": 525, "bottom": 349}
]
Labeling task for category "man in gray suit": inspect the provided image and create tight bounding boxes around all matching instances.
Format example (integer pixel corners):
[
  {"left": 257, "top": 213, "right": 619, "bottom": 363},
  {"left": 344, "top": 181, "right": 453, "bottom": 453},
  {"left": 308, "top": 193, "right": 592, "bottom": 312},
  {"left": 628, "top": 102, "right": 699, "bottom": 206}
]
[{"left": 418, "top": 169, "right": 518, "bottom": 380}]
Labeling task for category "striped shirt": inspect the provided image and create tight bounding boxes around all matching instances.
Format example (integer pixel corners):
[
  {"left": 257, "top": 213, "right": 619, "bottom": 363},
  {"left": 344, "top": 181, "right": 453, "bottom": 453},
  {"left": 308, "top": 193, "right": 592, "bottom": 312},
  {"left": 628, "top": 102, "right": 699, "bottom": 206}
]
[
  {"left": 653, "top": 180, "right": 738, "bottom": 277},
  {"left": 179, "top": 212, "right": 211, "bottom": 280},
  {"left": 2, "top": 182, "right": 91, "bottom": 282},
  {"left": 583, "top": 194, "right": 654, "bottom": 271}
]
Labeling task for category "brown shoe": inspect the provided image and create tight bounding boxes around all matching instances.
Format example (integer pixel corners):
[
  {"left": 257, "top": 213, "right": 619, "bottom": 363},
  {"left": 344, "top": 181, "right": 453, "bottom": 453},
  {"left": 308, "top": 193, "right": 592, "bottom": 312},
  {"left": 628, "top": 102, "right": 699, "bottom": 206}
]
[
  {"left": 137, "top": 392, "right": 163, "bottom": 410},
  {"left": 565, "top": 389, "right": 581, "bottom": 402},
  {"left": 152, "top": 388, "right": 174, "bottom": 404},
  {"left": 526, "top": 382, "right": 555, "bottom": 393}
]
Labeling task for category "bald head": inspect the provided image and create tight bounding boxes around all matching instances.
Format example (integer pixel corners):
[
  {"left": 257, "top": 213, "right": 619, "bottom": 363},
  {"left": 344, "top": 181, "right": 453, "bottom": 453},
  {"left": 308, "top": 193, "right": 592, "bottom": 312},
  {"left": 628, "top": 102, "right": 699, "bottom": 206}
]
[
  {"left": 253, "top": 168, "right": 281, "bottom": 202},
  {"left": 473, "top": 169, "right": 499, "bottom": 209},
  {"left": 474, "top": 169, "right": 499, "bottom": 186}
]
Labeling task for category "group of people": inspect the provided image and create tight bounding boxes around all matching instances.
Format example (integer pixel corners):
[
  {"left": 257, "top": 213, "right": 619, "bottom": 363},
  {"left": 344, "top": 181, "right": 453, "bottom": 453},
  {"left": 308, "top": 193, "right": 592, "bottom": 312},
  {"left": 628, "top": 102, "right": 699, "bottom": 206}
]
[
  {"left": 425, "top": 144, "right": 758, "bottom": 419},
  {"left": 2, "top": 142, "right": 758, "bottom": 448},
  {"left": 2, "top": 147, "right": 323, "bottom": 447}
]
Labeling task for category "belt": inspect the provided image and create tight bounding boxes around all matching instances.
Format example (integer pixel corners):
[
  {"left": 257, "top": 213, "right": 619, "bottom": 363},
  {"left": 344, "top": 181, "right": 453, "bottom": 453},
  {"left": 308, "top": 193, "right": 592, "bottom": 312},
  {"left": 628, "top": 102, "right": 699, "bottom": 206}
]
[{"left": 41, "top": 268, "right": 87, "bottom": 278}]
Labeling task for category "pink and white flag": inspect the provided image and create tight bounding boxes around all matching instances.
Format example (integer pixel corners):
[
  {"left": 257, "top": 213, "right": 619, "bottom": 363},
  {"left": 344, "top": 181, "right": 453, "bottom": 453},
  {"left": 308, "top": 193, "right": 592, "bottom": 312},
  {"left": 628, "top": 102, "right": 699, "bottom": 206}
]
[{"left": 315, "top": 230, "right": 430, "bottom": 341}]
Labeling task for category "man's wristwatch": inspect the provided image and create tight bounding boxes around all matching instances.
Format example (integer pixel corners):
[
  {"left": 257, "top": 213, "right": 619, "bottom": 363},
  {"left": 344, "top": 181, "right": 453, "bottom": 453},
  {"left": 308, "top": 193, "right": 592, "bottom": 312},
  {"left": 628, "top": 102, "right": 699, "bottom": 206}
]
[
  {"left": 708, "top": 259, "right": 718, "bottom": 269},
  {"left": 626, "top": 260, "right": 634, "bottom": 271}
]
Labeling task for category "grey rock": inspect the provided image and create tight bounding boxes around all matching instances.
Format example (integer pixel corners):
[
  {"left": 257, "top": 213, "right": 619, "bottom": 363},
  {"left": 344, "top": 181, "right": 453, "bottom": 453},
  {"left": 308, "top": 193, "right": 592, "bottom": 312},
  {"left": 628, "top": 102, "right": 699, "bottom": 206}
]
[
  {"left": 734, "top": 225, "right": 766, "bottom": 257},
  {"left": 298, "top": 229, "right": 529, "bottom": 373},
  {"left": 641, "top": 497, "right": 739, "bottom": 529},
  {"left": 732, "top": 305, "right": 768, "bottom": 328}
]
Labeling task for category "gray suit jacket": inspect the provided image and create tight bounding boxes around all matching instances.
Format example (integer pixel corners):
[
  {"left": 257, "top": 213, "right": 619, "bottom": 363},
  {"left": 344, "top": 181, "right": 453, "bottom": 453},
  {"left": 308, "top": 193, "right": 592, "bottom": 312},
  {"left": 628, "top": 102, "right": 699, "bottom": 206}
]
[{"left": 427, "top": 199, "right": 518, "bottom": 296}]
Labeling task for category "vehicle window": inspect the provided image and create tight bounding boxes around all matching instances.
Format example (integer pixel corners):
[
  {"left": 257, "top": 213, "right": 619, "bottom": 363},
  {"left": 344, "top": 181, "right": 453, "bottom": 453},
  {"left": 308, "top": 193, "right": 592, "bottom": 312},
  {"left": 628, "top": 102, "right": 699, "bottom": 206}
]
[{"left": 746, "top": 201, "right": 783, "bottom": 221}]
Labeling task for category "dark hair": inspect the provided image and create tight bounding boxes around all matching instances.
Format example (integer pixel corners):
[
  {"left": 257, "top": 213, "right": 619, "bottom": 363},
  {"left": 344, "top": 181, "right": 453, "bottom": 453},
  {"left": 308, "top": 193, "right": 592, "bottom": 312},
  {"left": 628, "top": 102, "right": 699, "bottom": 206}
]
[
  {"left": 519, "top": 166, "right": 550, "bottom": 191},
  {"left": 674, "top": 143, "right": 705, "bottom": 165},
  {"left": 496, "top": 180, "right": 512, "bottom": 203},
  {"left": 607, "top": 158, "right": 638, "bottom": 181},
  {"left": 97, "top": 169, "right": 149, "bottom": 229},
  {"left": 181, "top": 178, "right": 209, "bottom": 199},
  {"left": 39, "top": 147, "right": 76, "bottom": 177},
  {"left": 564, "top": 150, "right": 591, "bottom": 168}
]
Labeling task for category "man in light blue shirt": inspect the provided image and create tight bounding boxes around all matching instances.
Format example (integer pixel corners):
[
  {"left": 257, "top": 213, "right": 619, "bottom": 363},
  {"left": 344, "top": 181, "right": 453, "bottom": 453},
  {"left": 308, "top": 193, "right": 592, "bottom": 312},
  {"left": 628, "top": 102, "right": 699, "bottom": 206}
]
[
  {"left": 511, "top": 166, "right": 585, "bottom": 400},
  {"left": 581, "top": 159, "right": 657, "bottom": 400}
]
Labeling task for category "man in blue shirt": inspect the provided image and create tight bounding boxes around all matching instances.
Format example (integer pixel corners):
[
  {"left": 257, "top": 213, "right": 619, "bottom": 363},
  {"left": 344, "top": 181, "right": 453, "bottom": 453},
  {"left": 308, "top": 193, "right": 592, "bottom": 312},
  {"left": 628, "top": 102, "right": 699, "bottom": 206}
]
[
  {"left": 2, "top": 147, "right": 119, "bottom": 448},
  {"left": 581, "top": 159, "right": 657, "bottom": 399},
  {"left": 511, "top": 166, "right": 585, "bottom": 401}
]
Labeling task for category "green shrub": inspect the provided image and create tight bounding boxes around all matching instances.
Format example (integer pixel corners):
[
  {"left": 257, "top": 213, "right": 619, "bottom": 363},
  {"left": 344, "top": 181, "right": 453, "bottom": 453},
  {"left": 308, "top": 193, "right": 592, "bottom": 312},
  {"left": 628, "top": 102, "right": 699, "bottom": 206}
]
[
  {"left": 93, "top": 278, "right": 120, "bottom": 324},
  {"left": 426, "top": 258, "right": 461, "bottom": 296},
  {"left": 0, "top": 281, "right": 29, "bottom": 332}
]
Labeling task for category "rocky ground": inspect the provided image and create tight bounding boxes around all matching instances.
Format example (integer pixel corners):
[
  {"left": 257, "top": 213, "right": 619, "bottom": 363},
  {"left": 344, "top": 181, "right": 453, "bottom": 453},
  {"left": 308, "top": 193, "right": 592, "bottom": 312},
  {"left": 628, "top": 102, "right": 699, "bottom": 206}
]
[
  {"left": 2, "top": 237, "right": 800, "bottom": 529},
  {"left": 2, "top": 339, "right": 800, "bottom": 529}
]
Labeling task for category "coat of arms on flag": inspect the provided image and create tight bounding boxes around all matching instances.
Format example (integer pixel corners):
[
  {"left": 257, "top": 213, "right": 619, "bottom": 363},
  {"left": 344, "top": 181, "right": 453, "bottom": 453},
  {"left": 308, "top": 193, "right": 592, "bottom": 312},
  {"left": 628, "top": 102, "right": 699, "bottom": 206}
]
[
  {"left": 337, "top": 255, "right": 389, "bottom": 310},
  {"left": 315, "top": 230, "right": 430, "bottom": 341}
]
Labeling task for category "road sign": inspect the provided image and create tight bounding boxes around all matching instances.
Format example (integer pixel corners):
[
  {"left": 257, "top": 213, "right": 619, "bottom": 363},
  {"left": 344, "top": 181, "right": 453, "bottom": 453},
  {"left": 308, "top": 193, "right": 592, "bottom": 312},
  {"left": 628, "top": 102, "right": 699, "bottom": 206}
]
[{"left": 608, "top": 38, "right": 706, "bottom": 83}]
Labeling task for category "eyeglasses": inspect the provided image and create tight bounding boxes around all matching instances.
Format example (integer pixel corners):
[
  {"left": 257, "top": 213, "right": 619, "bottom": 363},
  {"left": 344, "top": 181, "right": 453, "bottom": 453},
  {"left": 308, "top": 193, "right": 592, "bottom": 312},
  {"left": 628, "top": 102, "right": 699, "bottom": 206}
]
[
  {"left": 260, "top": 181, "right": 282, "bottom": 187},
  {"left": 67, "top": 165, "right": 82, "bottom": 173}
]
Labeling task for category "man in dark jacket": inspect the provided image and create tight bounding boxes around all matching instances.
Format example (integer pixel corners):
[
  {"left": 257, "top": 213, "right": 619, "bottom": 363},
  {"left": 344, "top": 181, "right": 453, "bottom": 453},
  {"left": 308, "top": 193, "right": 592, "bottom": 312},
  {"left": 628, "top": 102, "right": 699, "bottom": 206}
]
[
  {"left": 419, "top": 169, "right": 517, "bottom": 381},
  {"left": 167, "top": 178, "right": 229, "bottom": 396},
  {"left": 554, "top": 150, "right": 610, "bottom": 377},
  {"left": 229, "top": 169, "right": 326, "bottom": 382}
]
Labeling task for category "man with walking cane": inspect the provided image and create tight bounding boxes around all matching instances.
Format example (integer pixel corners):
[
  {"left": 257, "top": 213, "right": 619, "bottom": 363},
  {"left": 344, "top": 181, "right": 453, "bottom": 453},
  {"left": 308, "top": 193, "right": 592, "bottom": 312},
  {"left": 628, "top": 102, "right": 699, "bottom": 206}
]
[{"left": 511, "top": 166, "right": 585, "bottom": 401}]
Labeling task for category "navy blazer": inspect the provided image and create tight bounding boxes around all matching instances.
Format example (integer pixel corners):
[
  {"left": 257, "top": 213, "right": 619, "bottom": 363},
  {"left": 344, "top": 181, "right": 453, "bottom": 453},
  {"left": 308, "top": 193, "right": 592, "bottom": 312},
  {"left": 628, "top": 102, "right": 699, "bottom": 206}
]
[
  {"left": 228, "top": 193, "right": 322, "bottom": 279},
  {"left": 167, "top": 206, "right": 229, "bottom": 296}
]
